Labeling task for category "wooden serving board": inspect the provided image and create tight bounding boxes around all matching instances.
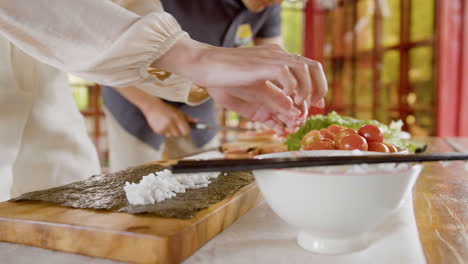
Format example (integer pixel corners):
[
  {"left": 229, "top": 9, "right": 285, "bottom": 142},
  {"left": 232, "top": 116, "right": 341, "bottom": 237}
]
[{"left": 0, "top": 182, "right": 262, "bottom": 264}]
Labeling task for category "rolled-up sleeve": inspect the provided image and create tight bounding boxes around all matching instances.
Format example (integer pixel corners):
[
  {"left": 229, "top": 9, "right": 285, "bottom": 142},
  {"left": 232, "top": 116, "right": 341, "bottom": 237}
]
[{"left": 0, "top": 0, "right": 202, "bottom": 104}]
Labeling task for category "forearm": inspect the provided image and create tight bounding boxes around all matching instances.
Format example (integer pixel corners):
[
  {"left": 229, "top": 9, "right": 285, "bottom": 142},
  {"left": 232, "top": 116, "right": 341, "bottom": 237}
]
[
  {"left": 152, "top": 36, "right": 286, "bottom": 81},
  {"left": 151, "top": 37, "right": 212, "bottom": 82},
  {"left": 0, "top": 0, "right": 186, "bottom": 88},
  {"left": 114, "top": 86, "right": 164, "bottom": 115},
  {"left": 152, "top": 36, "right": 286, "bottom": 79},
  {"left": 254, "top": 36, "right": 284, "bottom": 48}
]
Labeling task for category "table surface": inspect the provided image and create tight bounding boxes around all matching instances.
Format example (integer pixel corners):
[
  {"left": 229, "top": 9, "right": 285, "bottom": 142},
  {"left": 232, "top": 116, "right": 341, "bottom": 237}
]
[
  {"left": 413, "top": 137, "right": 468, "bottom": 264},
  {"left": 1, "top": 137, "right": 467, "bottom": 264}
]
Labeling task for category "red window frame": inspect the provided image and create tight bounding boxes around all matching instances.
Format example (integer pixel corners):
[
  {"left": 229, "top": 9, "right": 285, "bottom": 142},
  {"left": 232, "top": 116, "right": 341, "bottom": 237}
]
[
  {"left": 460, "top": 0, "right": 468, "bottom": 136},
  {"left": 437, "top": 0, "right": 468, "bottom": 136},
  {"left": 304, "top": 0, "right": 468, "bottom": 136},
  {"left": 79, "top": 84, "right": 107, "bottom": 165}
]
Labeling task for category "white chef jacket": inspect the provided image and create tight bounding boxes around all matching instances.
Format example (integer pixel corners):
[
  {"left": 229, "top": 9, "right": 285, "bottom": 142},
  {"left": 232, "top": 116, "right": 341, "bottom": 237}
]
[{"left": 0, "top": 0, "right": 200, "bottom": 200}]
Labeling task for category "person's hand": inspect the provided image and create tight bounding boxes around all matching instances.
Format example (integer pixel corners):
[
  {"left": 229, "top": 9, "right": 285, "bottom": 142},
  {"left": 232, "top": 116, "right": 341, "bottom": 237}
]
[
  {"left": 152, "top": 38, "right": 328, "bottom": 133},
  {"left": 142, "top": 99, "right": 196, "bottom": 137}
]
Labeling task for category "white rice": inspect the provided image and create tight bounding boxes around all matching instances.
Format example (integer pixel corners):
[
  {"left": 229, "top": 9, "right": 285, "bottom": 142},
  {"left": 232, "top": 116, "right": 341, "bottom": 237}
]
[{"left": 124, "top": 169, "right": 220, "bottom": 205}]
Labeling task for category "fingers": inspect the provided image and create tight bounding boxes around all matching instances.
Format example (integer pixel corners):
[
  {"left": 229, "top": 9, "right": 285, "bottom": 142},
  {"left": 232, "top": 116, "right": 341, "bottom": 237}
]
[
  {"left": 250, "top": 109, "right": 285, "bottom": 135},
  {"left": 160, "top": 118, "right": 189, "bottom": 138},
  {"left": 274, "top": 65, "right": 297, "bottom": 96},
  {"left": 188, "top": 44, "right": 328, "bottom": 132},
  {"left": 165, "top": 125, "right": 179, "bottom": 138},
  {"left": 266, "top": 54, "right": 326, "bottom": 107},
  {"left": 295, "top": 100, "right": 308, "bottom": 127},
  {"left": 275, "top": 101, "right": 307, "bottom": 131},
  {"left": 264, "top": 118, "right": 286, "bottom": 135},
  {"left": 209, "top": 90, "right": 273, "bottom": 125},
  {"left": 288, "top": 62, "right": 312, "bottom": 105},
  {"left": 314, "top": 98, "right": 325, "bottom": 108},
  {"left": 166, "top": 118, "right": 190, "bottom": 138},
  {"left": 230, "top": 81, "right": 300, "bottom": 127},
  {"left": 208, "top": 88, "right": 292, "bottom": 134},
  {"left": 186, "top": 116, "right": 199, "bottom": 123},
  {"left": 293, "top": 57, "right": 328, "bottom": 107},
  {"left": 176, "top": 118, "right": 190, "bottom": 136},
  {"left": 309, "top": 66, "right": 328, "bottom": 107},
  {"left": 260, "top": 82, "right": 301, "bottom": 128},
  {"left": 162, "top": 127, "right": 175, "bottom": 138}
]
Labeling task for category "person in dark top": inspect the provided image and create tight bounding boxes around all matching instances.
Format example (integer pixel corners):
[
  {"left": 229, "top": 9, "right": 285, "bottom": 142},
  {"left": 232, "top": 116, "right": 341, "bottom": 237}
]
[{"left": 101, "top": 0, "right": 285, "bottom": 171}]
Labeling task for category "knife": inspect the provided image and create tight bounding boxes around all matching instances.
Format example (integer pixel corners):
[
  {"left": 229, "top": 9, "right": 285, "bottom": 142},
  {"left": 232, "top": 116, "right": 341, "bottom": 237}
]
[
  {"left": 168, "top": 152, "right": 468, "bottom": 173},
  {"left": 189, "top": 122, "right": 255, "bottom": 132}
]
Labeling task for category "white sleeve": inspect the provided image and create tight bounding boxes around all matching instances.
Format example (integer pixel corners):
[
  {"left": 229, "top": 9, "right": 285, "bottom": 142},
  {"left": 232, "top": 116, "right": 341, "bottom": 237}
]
[{"left": 0, "top": 0, "right": 202, "bottom": 103}]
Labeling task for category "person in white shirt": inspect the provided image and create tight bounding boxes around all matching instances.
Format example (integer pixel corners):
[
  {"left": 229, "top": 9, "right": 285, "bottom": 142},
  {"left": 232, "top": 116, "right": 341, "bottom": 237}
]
[{"left": 0, "top": 0, "right": 327, "bottom": 200}]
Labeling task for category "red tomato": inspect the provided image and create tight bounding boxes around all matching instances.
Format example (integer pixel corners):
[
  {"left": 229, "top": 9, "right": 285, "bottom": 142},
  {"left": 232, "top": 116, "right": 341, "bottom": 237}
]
[
  {"left": 301, "top": 130, "right": 322, "bottom": 148},
  {"left": 328, "top": 124, "right": 346, "bottom": 134},
  {"left": 320, "top": 128, "right": 335, "bottom": 141},
  {"left": 358, "top": 124, "right": 384, "bottom": 143},
  {"left": 302, "top": 138, "right": 336, "bottom": 150},
  {"left": 337, "top": 134, "right": 368, "bottom": 151},
  {"left": 335, "top": 128, "right": 357, "bottom": 146},
  {"left": 384, "top": 143, "right": 398, "bottom": 153},
  {"left": 368, "top": 142, "right": 390, "bottom": 153}
]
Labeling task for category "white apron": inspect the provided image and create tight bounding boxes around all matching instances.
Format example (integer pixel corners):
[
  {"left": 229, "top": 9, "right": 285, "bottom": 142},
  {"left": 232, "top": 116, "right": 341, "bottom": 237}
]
[
  {"left": 0, "top": 37, "right": 100, "bottom": 201},
  {"left": 0, "top": 0, "right": 199, "bottom": 201}
]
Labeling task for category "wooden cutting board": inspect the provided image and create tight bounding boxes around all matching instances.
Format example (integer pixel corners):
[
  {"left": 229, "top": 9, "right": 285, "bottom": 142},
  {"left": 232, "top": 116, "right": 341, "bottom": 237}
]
[{"left": 0, "top": 182, "right": 262, "bottom": 264}]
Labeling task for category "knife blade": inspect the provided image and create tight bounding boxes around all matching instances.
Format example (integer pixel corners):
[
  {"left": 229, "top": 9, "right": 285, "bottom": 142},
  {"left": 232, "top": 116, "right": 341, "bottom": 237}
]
[
  {"left": 189, "top": 122, "right": 255, "bottom": 132},
  {"left": 169, "top": 152, "right": 468, "bottom": 173}
]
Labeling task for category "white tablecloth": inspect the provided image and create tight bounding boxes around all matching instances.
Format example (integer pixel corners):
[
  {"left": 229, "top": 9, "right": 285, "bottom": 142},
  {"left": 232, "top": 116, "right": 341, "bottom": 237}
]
[
  {"left": 183, "top": 151, "right": 427, "bottom": 264},
  {"left": 0, "top": 196, "right": 426, "bottom": 264},
  {"left": 184, "top": 198, "right": 426, "bottom": 264},
  {"left": 0, "top": 151, "right": 427, "bottom": 263}
]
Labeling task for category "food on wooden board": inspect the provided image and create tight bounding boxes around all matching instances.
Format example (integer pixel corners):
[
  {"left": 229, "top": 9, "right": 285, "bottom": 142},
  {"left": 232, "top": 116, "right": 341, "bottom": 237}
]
[
  {"left": 124, "top": 169, "right": 220, "bottom": 205},
  {"left": 236, "top": 129, "right": 277, "bottom": 141},
  {"left": 221, "top": 128, "right": 286, "bottom": 159},
  {"left": 11, "top": 163, "right": 254, "bottom": 218}
]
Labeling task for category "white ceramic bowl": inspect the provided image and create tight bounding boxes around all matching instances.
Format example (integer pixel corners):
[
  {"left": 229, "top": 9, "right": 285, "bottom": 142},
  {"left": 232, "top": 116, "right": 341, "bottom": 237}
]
[{"left": 254, "top": 150, "right": 423, "bottom": 255}]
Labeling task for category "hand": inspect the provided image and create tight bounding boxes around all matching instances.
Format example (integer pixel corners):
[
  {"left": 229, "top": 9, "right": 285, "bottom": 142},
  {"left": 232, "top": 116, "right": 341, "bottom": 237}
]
[
  {"left": 152, "top": 38, "right": 328, "bottom": 133},
  {"left": 142, "top": 99, "right": 195, "bottom": 137}
]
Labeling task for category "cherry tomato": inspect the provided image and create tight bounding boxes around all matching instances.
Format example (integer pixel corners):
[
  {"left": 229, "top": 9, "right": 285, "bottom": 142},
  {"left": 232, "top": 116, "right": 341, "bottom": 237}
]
[
  {"left": 302, "top": 138, "right": 336, "bottom": 150},
  {"left": 383, "top": 143, "right": 398, "bottom": 153},
  {"left": 368, "top": 142, "right": 390, "bottom": 153},
  {"left": 358, "top": 124, "right": 384, "bottom": 143},
  {"left": 320, "top": 128, "right": 335, "bottom": 141},
  {"left": 301, "top": 130, "right": 322, "bottom": 148},
  {"left": 328, "top": 124, "right": 346, "bottom": 134},
  {"left": 335, "top": 128, "right": 357, "bottom": 146},
  {"left": 337, "top": 134, "right": 368, "bottom": 151}
]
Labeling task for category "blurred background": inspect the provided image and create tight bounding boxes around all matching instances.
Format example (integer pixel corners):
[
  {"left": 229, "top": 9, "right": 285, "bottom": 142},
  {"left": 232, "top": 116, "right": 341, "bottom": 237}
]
[{"left": 70, "top": 0, "right": 468, "bottom": 167}]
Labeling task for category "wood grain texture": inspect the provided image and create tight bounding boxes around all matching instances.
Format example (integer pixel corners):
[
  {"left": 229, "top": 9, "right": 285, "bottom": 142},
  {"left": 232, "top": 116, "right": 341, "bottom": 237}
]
[
  {"left": 0, "top": 182, "right": 263, "bottom": 264},
  {"left": 413, "top": 137, "right": 468, "bottom": 264}
]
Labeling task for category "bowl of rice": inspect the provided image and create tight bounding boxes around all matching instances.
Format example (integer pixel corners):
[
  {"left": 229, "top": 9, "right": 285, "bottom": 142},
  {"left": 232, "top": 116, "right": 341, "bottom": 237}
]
[{"left": 253, "top": 150, "right": 423, "bottom": 255}]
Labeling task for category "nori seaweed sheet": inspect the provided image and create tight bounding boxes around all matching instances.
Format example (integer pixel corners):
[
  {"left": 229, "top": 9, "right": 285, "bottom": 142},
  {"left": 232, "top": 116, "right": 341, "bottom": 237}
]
[{"left": 10, "top": 163, "right": 254, "bottom": 219}]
